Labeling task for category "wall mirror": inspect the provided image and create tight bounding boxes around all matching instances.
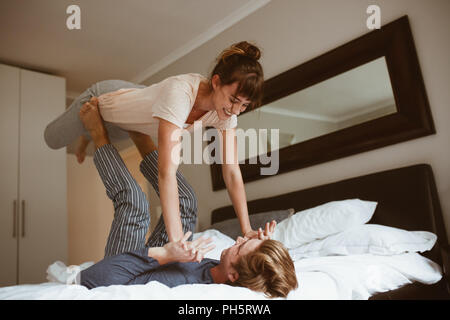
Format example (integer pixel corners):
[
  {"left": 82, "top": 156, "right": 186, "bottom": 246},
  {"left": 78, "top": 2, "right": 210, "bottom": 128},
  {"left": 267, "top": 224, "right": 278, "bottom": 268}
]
[{"left": 210, "top": 15, "right": 435, "bottom": 191}]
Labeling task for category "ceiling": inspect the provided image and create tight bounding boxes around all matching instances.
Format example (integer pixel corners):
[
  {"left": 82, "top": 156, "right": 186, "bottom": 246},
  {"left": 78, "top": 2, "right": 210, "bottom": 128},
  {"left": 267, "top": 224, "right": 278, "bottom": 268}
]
[
  {"left": 0, "top": 0, "right": 270, "bottom": 154},
  {"left": 0, "top": 0, "right": 269, "bottom": 97}
]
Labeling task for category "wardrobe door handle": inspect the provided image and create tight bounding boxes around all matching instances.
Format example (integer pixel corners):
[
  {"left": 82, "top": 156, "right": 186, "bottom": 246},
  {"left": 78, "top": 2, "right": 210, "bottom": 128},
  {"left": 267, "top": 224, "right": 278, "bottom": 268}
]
[
  {"left": 21, "top": 200, "right": 25, "bottom": 238},
  {"left": 13, "top": 200, "right": 17, "bottom": 238}
]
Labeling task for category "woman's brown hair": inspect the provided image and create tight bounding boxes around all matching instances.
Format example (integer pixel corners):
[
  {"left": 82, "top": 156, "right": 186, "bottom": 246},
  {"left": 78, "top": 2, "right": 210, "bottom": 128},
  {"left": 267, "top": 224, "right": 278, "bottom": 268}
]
[
  {"left": 230, "top": 239, "right": 298, "bottom": 298},
  {"left": 210, "top": 41, "right": 264, "bottom": 110}
]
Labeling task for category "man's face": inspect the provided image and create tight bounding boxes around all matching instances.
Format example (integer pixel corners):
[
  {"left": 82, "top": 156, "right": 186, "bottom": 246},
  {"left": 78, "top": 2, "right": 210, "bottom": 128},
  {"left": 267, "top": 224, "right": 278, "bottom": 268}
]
[{"left": 219, "top": 236, "right": 263, "bottom": 282}]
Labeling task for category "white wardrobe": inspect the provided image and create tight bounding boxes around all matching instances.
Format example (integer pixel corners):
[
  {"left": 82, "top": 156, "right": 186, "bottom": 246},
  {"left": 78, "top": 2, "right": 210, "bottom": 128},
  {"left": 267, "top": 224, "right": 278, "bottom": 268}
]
[{"left": 0, "top": 63, "right": 67, "bottom": 286}]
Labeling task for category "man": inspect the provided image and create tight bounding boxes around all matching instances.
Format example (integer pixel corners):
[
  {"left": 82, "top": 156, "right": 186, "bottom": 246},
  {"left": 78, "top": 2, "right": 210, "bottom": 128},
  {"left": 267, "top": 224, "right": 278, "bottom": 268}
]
[{"left": 77, "top": 99, "right": 298, "bottom": 298}]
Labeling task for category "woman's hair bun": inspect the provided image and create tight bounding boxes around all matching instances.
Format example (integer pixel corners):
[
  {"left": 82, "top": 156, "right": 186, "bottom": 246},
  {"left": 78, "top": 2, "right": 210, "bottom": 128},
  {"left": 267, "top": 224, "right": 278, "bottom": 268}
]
[
  {"left": 211, "top": 41, "right": 264, "bottom": 110},
  {"left": 219, "top": 41, "right": 261, "bottom": 62}
]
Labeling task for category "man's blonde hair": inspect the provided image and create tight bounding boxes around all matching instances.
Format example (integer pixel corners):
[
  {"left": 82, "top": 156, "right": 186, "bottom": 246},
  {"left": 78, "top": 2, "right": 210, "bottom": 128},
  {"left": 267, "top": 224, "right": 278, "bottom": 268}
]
[{"left": 231, "top": 239, "right": 298, "bottom": 298}]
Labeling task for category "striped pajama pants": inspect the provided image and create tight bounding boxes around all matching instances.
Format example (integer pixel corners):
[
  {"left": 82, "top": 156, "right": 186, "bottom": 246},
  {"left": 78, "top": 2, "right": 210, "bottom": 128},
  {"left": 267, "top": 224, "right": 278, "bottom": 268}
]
[{"left": 94, "top": 144, "right": 198, "bottom": 257}]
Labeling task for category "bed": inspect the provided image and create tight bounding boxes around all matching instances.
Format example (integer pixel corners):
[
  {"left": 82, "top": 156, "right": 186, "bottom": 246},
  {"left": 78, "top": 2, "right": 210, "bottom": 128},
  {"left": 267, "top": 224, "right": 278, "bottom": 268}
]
[
  {"left": 0, "top": 163, "right": 448, "bottom": 300},
  {"left": 211, "top": 163, "right": 450, "bottom": 300}
]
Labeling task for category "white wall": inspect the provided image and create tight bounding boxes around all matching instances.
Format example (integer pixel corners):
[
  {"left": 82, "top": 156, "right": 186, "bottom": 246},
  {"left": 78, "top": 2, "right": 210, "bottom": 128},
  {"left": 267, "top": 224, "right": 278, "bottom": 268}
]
[
  {"left": 141, "top": 0, "right": 450, "bottom": 240},
  {"left": 67, "top": 153, "right": 113, "bottom": 265}
]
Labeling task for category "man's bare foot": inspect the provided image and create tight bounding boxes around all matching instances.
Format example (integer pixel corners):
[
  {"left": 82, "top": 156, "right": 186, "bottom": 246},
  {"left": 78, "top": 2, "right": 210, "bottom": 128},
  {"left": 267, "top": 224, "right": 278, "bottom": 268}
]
[
  {"left": 79, "top": 98, "right": 110, "bottom": 149},
  {"left": 75, "top": 135, "right": 90, "bottom": 164}
]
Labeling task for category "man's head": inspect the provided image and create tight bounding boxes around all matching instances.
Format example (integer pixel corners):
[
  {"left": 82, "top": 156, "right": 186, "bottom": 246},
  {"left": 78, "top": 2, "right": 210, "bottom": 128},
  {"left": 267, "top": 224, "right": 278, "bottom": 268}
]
[{"left": 218, "top": 236, "right": 298, "bottom": 298}]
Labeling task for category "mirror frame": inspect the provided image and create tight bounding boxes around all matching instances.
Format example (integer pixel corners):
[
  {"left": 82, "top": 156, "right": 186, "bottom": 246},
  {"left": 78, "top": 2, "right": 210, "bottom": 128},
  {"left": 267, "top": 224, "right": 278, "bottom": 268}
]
[{"left": 210, "top": 15, "right": 434, "bottom": 191}]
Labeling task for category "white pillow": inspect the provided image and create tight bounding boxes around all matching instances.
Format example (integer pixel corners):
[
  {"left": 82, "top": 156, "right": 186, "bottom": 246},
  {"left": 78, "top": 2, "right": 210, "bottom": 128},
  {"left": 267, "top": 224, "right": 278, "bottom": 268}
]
[
  {"left": 288, "top": 224, "right": 437, "bottom": 259},
  {"left": 193, "top": 229, "right": 235, "bottom": 260},
  {"left": 272, "top": 199, "right": 377, "bottom": 249},
  {"left": 291, "top": 252, "right": 442, "bottom": 300}
]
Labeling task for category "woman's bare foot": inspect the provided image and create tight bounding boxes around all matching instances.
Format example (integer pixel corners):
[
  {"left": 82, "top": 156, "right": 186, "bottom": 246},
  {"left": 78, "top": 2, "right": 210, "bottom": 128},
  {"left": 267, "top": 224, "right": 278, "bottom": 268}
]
[
  {"left": 75, "top": 135, "right": 90, "bottom": 164},
  {"left": 79, "top": 99, "right": 110, "bottom": 149}
]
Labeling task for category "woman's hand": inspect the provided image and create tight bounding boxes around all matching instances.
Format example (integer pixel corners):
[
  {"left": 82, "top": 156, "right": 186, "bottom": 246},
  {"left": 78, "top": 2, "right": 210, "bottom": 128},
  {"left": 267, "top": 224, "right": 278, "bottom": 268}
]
[
  {"left": 244, "top": 220, "right": 277, "bottom": 240},
  {"left": 162, "top": 231, "right": 215, "bottom": 263}
]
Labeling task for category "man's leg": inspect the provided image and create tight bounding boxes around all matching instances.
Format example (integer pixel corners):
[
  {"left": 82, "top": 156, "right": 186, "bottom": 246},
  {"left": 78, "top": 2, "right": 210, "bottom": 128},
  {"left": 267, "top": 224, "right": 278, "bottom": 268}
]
[
  {"left": 128, "top": 132, "right": 198, "bottom": 248},
  {"left": 79, "top": 102, "right": 150, "bottom": 257}
]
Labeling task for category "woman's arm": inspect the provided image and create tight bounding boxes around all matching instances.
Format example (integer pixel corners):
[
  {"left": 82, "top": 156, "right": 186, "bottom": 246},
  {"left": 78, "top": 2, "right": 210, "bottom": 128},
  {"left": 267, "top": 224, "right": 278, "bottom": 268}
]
[
  {"left": 157, "top": 118, "right": 184, "bottom": 242},
  {"left": 220, "top": 128, "right": 253, "bottom": 236},
  {"left": 221, "top": 128, "right": 277, "bottom": 239}
]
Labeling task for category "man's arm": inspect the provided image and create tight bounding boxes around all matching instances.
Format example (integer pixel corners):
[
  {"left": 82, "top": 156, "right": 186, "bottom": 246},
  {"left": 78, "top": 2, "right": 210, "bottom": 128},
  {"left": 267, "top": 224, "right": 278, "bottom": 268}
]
[
  {"left": 81, "top": 233, "right": 214, "bottom": 289},
  {"left": 148, "top": 231, "right": 215, "bottom": 264},
  {"left": 80, "top": 250, "right": 160, "bottom": 289}
]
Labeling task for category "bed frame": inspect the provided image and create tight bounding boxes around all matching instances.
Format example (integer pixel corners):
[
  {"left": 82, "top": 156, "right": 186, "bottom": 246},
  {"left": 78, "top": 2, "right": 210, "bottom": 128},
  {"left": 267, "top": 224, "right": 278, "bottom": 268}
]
[{"left": 211, "top": 163, "right": 449, "bottom": 299}]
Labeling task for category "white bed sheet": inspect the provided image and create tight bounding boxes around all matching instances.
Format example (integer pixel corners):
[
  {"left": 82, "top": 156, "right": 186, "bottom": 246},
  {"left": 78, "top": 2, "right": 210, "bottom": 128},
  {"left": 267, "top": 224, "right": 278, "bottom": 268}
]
[
  {"left": 0, "top": 270, "right": 338, "bottom": 300},
  {"left": 0, "top": 229, "right": 442, "bottom": 300}
]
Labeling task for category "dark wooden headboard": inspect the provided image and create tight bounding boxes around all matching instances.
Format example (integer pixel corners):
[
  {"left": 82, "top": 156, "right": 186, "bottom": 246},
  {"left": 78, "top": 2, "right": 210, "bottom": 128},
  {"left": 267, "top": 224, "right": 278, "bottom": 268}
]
[{"left": 211, "top": 163, "right": 448, "bottom": 266}]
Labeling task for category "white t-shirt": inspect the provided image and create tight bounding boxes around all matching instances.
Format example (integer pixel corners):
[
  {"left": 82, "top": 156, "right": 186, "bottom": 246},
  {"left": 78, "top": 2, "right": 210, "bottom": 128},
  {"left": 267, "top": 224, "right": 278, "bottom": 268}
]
[{"left": 97, "top": 73, "right": 237, "bottom": 145}]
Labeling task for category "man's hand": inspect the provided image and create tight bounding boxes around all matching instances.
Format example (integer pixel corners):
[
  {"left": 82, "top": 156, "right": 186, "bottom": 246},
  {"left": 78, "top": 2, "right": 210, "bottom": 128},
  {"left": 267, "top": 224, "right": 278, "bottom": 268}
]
[
  {"left": 244, "top": 220, "right": 277, "bottom": 240},
  {"left": 162, "top": 231, "right": 215, "bottom": 264}
]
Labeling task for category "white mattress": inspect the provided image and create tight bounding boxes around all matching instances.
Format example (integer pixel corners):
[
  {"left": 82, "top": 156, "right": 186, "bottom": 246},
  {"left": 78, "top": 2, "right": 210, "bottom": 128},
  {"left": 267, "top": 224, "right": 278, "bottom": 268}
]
[{"left": 0, "top": 229, "right": 442, "bottom": 300}]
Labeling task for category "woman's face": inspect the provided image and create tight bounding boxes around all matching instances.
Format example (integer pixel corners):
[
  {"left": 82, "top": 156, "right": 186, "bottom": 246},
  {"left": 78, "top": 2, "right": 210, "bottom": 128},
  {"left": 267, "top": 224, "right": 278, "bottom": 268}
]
[{"left": 211, "top": 75, "right": 252, "bottom": 121}]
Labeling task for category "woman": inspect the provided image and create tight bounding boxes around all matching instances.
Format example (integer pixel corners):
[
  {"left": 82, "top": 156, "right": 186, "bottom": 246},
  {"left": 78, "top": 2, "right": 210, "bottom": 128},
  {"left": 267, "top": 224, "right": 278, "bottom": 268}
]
[
  {"left": 76, "top": 100, "right": 296, "bottom": 299},
  {"left": 44, "top": 41, "right": 266, "bottom": 244}
]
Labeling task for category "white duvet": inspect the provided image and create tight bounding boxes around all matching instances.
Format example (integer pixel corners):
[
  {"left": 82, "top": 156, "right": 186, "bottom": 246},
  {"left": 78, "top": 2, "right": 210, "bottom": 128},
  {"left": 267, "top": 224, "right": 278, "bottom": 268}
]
[{"left": 0, "top": 229, "right": 442, "bottom": 300}]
